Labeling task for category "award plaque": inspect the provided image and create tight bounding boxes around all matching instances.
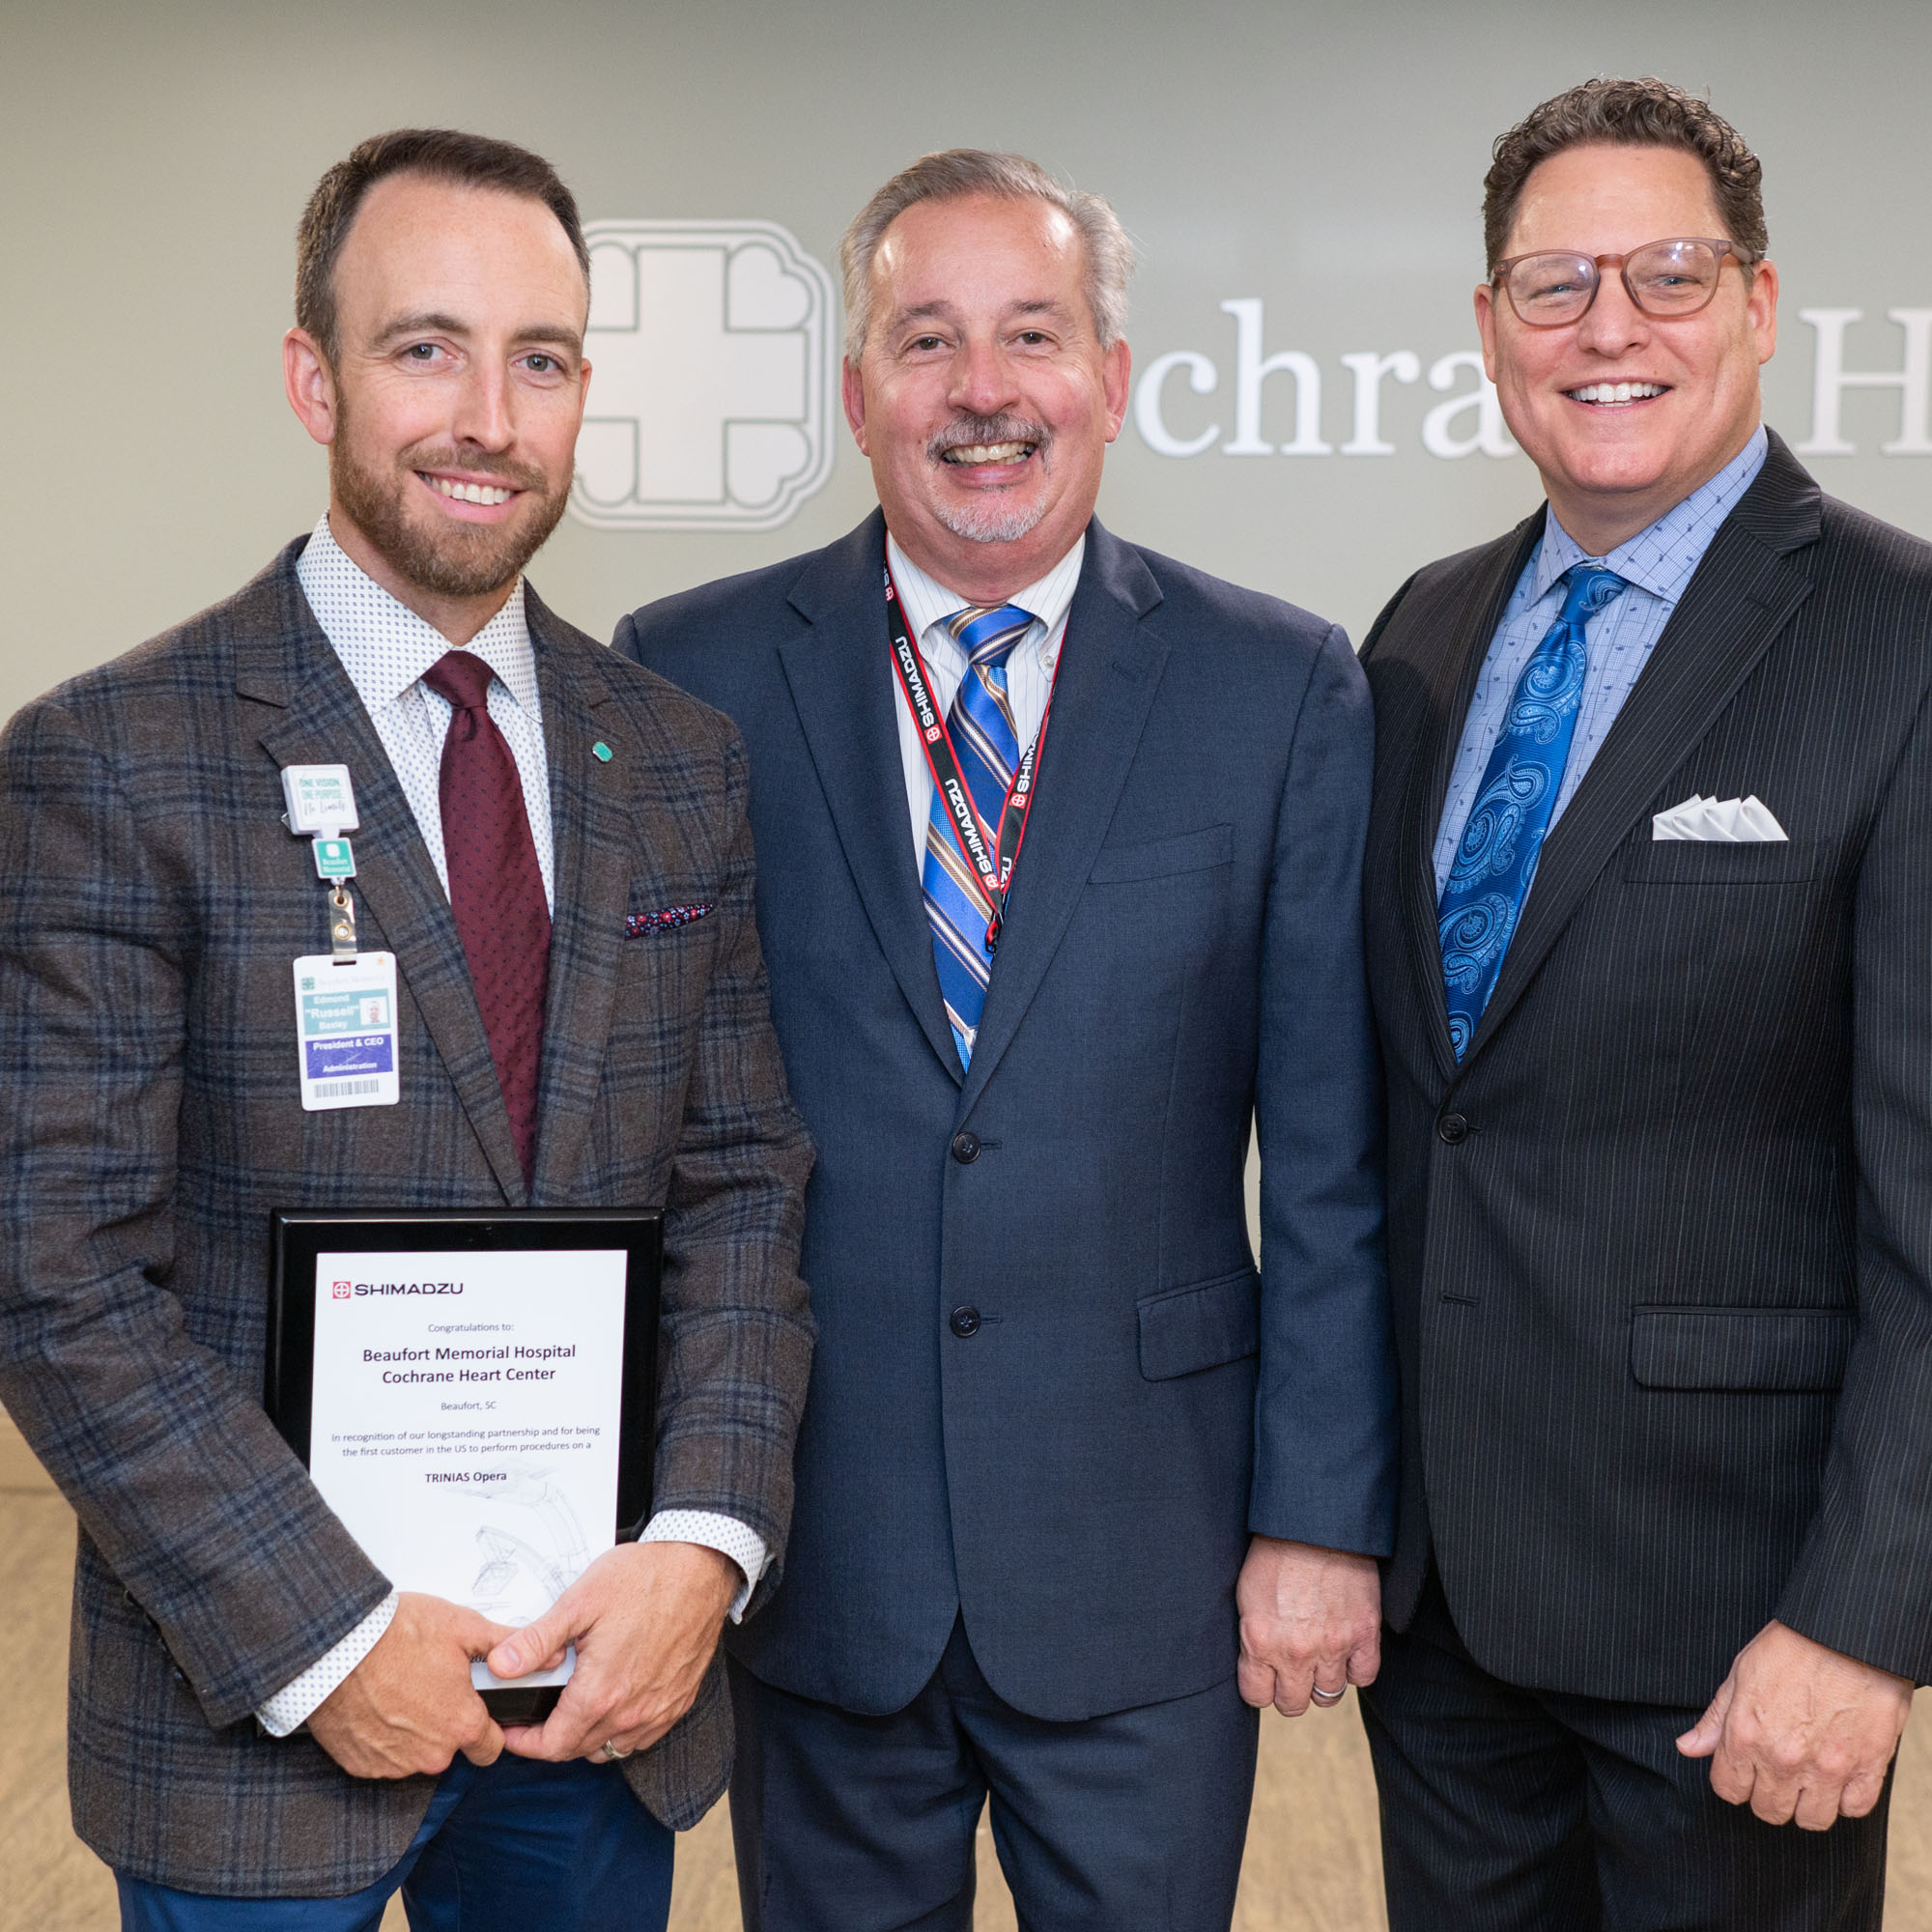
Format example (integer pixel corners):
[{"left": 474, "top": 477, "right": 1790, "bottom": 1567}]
[{"left": 266, "top": 1209, "right": 662, "bottom": 1722}]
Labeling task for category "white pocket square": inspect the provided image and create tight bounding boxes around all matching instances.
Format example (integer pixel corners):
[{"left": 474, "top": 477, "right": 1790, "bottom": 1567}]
[{"left": 1652, "top": 794, "right": 1788, "bottom": 841}]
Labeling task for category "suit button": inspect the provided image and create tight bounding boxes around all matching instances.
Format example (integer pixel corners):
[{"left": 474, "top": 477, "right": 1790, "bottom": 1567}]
[
  {"left": 950, "top": 1305, "right": 981, "bottom": 1338},
  {"left": 1437, "top": 1113, "right": 1468, "bottom": 1145},
  {"left": 951, "top": 1132, "right": 980, "bottom": 1164}
]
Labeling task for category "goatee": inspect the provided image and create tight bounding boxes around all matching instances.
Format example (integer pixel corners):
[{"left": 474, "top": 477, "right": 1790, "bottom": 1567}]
[
  {"left": 927, "top": 412, "right": 1053, "bottom": 545},
  {"left": 330, "top": 422, "right": 568, "bottom": 600}
]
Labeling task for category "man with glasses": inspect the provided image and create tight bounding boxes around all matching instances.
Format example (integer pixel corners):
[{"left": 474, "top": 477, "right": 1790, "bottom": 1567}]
[{"left": 1357, "top": 77, "right": 1932, "bottom": 1926}]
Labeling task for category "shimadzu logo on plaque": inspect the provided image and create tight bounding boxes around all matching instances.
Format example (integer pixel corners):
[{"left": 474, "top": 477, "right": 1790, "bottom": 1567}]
[{"left": 571, "top": 218, "right": 838, "bottom": 532}]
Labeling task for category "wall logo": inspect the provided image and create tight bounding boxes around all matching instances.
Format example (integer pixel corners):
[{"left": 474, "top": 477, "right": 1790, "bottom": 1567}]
[
  {"left": 332, "top": 1281, "right": 352, "bottom": 1300},
  {"left": 571, "top": 219, "right": 838, "bottom": 532}
]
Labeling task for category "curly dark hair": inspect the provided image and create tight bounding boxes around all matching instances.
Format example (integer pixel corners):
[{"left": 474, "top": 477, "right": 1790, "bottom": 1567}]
[
  {"left": 296, "top": 129, "right": 589, "bottom": 363},
  {"left": 1484, "top": 78, "right": 1767, "bottom": 270}
]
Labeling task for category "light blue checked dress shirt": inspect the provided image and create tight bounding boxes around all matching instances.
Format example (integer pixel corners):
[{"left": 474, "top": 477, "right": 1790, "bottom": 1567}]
[{"left": 1432, "top": 425, "right": 1769, "bottom": 897}]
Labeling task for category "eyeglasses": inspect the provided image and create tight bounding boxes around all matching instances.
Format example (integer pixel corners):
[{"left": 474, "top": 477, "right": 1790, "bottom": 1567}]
[{"left": 1491, "top": 238, "right": 1752, "bottom": 327}]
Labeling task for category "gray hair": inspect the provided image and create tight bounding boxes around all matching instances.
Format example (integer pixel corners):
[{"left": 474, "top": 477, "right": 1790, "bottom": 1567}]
[{"left": 839, "top": 149, "right": 1134, "bottom": 361}]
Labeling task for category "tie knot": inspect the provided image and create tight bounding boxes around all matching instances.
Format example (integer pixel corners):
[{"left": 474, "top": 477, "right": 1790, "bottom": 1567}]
[
  {"left": 946, "top": 604, "right": 1035, "bottom": 668},
  {"left": 1559, "top": 564, "right": 1627, "bottom": 627},
  {"left": 421, "top": 649, "right": 496, "bottom": 712}
]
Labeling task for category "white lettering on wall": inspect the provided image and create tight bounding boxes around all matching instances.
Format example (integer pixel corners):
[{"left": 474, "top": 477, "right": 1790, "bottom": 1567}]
[
  {"left": 1130, "top": 300, "right": 1932, "bottom": 462},
  {"left": 1796, "top": 309, "right": 1932, "bottom": 455},
  {"left": 1219, "top": 299, "right": 1332, "bottom": 454},
  {"left": 1133, "top": 303, "right": 1510, "bottom": 461},
  {"left": 1134, "top": 350, "right": 1220, "bottom": 457},
  {"left": 1339, "top": 352, "right": 1421, "bottom": 455},
  {"left": 1420, "top": 351, "right": 1515, "bottom": 459}
]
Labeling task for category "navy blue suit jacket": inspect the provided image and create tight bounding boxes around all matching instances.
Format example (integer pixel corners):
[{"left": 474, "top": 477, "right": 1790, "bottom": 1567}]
[{"left": 618, "top": 512, "right": 1395, "bottom": 1719}]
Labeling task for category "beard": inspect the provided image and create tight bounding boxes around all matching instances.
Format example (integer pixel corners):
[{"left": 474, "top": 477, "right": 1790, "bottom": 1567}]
[
  {"left": 329, "top": 402, "right": 570, "bottom": 601},
  {"left": 926, "top": 412, "right": 1053, "bottom": 545}
]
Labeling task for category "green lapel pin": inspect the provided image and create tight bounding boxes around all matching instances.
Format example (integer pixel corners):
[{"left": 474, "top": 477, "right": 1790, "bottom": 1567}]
[{"left": 591, "top": 741, "right": 613, "bottom": 763}]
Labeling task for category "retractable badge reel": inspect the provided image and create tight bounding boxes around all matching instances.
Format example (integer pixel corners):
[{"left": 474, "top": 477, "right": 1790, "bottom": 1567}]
[{"left": 282, "top": 764, "right": 399, "bottom": 1111}]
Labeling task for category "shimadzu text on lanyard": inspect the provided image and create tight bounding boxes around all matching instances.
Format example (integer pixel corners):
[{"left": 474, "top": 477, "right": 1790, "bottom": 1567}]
[
  {"left": 281, "top": 764, "right": 400, "bottom": 1111},
  {"left": 883, "top": 566, "right": 1058, "bottom": 955}
]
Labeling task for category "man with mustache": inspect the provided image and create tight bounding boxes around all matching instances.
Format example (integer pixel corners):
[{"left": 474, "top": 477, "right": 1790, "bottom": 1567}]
[
  {"left": 620, "top": 149, "right": 1395, "bottom": 1929},
  {"left": 0, "top": 129, "right": 812, "bottom": 1928}
]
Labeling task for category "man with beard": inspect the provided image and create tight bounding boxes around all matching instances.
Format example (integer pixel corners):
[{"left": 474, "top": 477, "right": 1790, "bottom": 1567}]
[
  {"left": 619, "top": 150, "right": 1395, "bottom": 1929},
  {"left": 0, "top": 129, "right": 813, "bottom": 1930}
]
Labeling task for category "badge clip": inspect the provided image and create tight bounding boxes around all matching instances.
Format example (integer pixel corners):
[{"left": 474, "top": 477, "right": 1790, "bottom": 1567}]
[
  {"left": 281, "top": 766, "right": 362, "bottom": 957},
  {"left": 327, "top": 881, "right": 358, "bottom": 956}
]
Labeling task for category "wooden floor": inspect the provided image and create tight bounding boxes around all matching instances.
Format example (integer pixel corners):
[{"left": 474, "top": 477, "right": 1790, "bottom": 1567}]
[{"left": 5, "top": 1413, "right": 1928, "bottom": 1931}]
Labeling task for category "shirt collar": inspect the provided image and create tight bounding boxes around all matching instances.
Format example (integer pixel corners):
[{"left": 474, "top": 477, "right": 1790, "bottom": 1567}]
[
  {"left": 1529, "top": 423, "right": 1770, "bottom": 606},
  {"left": 295, "top": 513, "right": 538, "bottom": 715},
  {"left": 885, "top": 529, "right": 1087, "bottom": 666}
]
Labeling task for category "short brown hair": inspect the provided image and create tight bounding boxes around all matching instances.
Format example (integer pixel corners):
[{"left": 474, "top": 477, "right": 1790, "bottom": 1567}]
[
  {"left": 1483, "top": 78, "right": 1767, "bottom": 270},
  {"left": 295, "top": 128, "right": 590, "bottom": 362}
]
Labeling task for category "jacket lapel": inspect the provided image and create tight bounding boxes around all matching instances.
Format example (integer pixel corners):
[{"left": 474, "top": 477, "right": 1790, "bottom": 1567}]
[
  {"left": 1395, "top": 518, "right": 1544, "bottom": 1082},
  {"left": 958, "top": 523, "right": 1167, "bottom": 1113},
  {"left": 526, "top": 592, "right": 632, "bottom": 1199},
  {"left": 779, "top": 511, "right": 964, "bottom": 1081},
  {"left": 1464, "top": 434, "right": 1825, "bottom": 1065},
  {"left": 240, "top": 546, "right": 526, "bottom": 1205}
]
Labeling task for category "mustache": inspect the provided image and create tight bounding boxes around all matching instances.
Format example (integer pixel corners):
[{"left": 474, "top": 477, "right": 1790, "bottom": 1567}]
[
  {"left": 400, "top": 444, "right": 553, "bottom": 495},
  {"left": 926, "top": 413, "right": 1052, "bottom": 462}
]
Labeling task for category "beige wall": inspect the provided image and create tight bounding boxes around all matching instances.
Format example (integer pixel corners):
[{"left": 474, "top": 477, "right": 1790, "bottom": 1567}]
[{"left": 4, "top": 0, "right": 1930, "bottom": 723}]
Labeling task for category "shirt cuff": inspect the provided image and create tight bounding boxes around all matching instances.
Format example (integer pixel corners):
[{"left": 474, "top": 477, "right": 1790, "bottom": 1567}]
[
  {"left": 639, "top": 1511, "right": 769, "bottom": 1622},
  {"left": 256, "top": 1590, "right": 399, "bottom": 1737}
]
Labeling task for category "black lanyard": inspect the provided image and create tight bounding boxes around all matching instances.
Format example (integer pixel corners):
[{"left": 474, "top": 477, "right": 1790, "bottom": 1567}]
[{"left": 884, "top": 564, "right": 1058, "bottom": 954}]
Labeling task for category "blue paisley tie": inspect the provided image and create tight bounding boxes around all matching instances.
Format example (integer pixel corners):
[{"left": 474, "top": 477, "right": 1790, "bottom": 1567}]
[
  {"left": 1437, "top": 563, "right": 1627, "bottom": 1061},
  {"left": 922, "top": 603, "right": 1035, "bottom": 1065}
]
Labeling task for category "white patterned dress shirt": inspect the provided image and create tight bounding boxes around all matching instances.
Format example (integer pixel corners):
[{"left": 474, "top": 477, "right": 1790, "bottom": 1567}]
[
  {"left": 258, "top": 516, "right": 765, "bottom": 1737},
  {"left": 886, "top": 532, "right": 1086, "bottom": 867},
  {"left": 1433, "top": 426, "right": 1769, "bottom": 896}
]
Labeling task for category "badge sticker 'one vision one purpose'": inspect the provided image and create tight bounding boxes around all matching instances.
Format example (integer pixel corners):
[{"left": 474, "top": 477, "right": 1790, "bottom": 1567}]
[{"left": 266, "top": 1211, "right": 663, "bottom": 1720}]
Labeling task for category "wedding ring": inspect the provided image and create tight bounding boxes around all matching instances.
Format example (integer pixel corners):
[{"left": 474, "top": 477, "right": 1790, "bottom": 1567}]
[
  {"left": 600, "top": 1738, "right": 635, "bottom": 1761},
  {"left": 1309, "top": 1685, "right": 1346, "bottom": 1706}
]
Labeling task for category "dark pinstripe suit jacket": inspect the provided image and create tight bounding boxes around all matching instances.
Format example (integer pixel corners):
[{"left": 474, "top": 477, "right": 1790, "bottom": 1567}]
[
  {"left": 1363, "top": 432, "right": 1932, "bottom": 1706},
  {"left": 0, "top": 543, "right": 814, "bottom": 1894}
]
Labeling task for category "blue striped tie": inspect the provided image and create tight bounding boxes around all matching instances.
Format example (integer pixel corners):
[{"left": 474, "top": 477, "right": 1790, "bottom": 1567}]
[
  {"left": 1437, "top": 562, "right": 1627, "bottom": 1060},
  {"left": 923, "top": 603, "right": 1035, "bottom": 1065}
]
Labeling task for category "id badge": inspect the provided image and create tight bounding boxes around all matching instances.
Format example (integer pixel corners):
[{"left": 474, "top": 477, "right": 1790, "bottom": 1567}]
[{"left": 293, "top": 952, "right": 400, "bottom": 1110}]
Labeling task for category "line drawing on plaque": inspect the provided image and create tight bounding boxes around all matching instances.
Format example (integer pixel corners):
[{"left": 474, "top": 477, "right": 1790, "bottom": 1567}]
[{"left": 457, "top": 1467, "right": 591, "bottom": 1622}]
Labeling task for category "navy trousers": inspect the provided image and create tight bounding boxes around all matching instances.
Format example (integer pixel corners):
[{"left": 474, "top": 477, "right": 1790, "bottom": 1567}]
[
  {"left": 1360, "top": 1569, "right": 1890, "bottom": 1931},
  {"left": 728, "top": 1618, "right": 1258, "bottom": 1932},
  {"left": 116, "top": 1755, "right": 674, "bottom": 1932}
]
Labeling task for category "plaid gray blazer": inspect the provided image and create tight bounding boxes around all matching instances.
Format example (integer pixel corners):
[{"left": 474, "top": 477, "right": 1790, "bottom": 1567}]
[{"left": 0, "top": 542, "right": 814, "bottom": 1895}]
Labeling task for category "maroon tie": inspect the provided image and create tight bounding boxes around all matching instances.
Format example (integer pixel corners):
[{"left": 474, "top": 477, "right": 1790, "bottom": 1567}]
[{"left": 421, "top": 650, "right": 551, "bottom": 1184}]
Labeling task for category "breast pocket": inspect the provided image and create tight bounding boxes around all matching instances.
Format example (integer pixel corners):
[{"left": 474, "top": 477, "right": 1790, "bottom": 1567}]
[
  {"left": 616, "top": 881, "right": 720, "bottom": 1028},
  {"left": 1089, "top": 823, "right": 1235, "bottom": 885},
  {"left": 1622, "top": 839, "right": 1821, "bottom": 885},
  {"left": 624, "top": 877, "right": 719, "bottom": 936}
]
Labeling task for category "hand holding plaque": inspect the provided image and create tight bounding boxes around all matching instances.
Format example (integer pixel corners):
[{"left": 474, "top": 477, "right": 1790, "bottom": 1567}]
[
  {"left": 488, "top": 1539, "right": 740, "bottom": 1762},
  {"left": 268, "top": 1211, "right": 662, "bottom": 1724},
  {"left": 308, "top": 1592, "right": 512, "bottom": 1778}
]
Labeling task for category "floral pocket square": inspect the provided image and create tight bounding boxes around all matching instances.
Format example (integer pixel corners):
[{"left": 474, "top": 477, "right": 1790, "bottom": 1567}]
[{"left": 626, "top": 902, "right": 715, "bottom": 937}]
